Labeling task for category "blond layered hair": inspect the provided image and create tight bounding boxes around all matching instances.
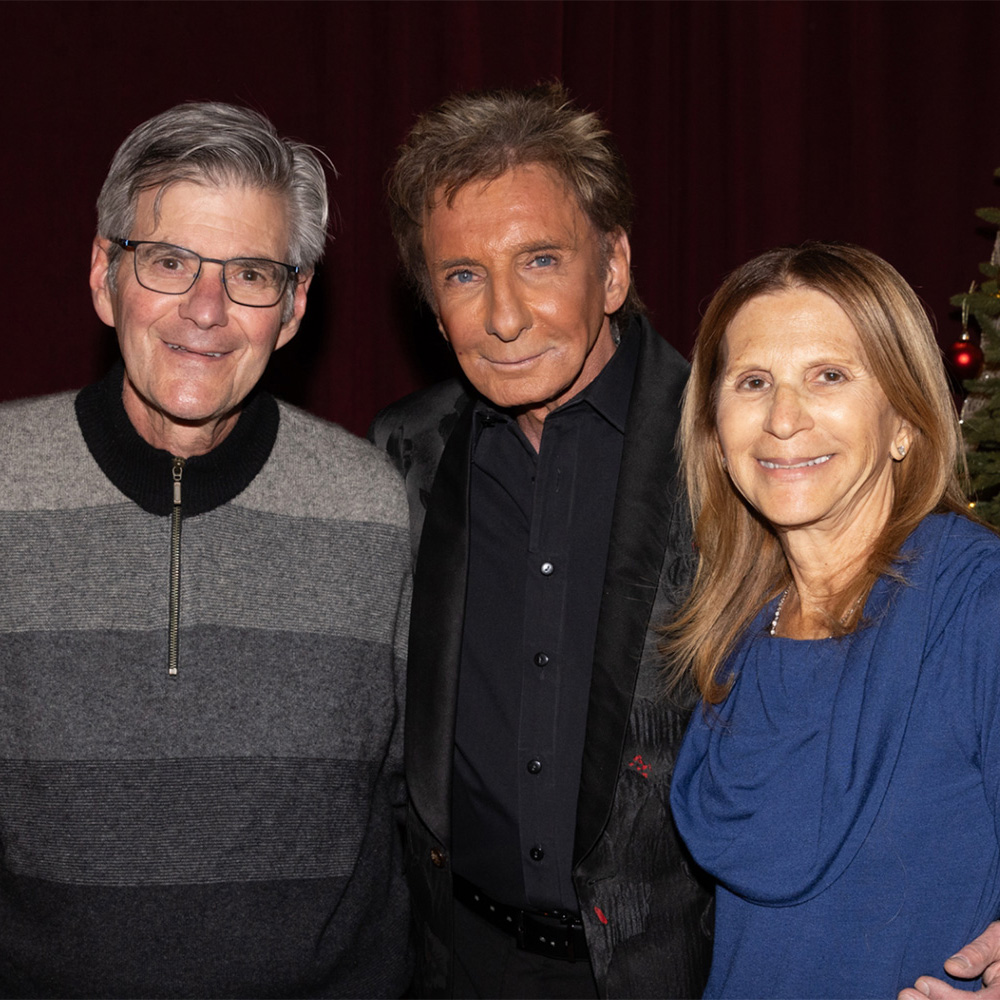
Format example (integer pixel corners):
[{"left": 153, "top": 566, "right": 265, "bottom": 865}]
[
  {"left": 664, "top": 242, "right": 970, "bottom": 703},
  {"left": 387, "top": 82, "right": 642, "bottom": 323}
]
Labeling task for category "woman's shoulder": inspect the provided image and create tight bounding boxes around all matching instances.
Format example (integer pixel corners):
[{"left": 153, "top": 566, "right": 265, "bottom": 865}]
[
  {"left": 911, "top": 509, "right": 998, "bottom": 542},
  {"left": 907, "top": 512, "right": 1000, "bottom": 577},
  {"left": 906, "top": 513, "right": 1000, "bottom": 645}
]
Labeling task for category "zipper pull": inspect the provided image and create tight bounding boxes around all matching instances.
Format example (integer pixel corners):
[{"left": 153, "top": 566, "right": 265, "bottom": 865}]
[{"left": 172, "top": 456, "right": 184, "bottom": 505}]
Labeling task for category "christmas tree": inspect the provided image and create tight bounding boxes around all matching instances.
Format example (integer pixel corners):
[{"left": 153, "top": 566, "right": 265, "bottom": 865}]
[{"left": 952, "top": 167, "right": 1000, "bottom": 528}]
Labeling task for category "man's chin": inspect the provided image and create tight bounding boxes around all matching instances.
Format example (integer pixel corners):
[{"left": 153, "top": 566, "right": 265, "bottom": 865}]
[
  {"left": 144, "top": 393, "right": 236, "bottom": 430},
  {"left": 465, "top": 369, "right": 564, "bottom": 413},
  {"left": 123, "top": 381, "right": 244, "bottom": 453},
  {"left": 473, "top": 387, "right": 554, "bottom": 413}
]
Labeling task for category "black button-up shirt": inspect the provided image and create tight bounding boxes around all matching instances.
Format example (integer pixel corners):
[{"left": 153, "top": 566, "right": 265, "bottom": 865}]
[{"left": 452, "top": 330, "right": 639, "bottom": 913}]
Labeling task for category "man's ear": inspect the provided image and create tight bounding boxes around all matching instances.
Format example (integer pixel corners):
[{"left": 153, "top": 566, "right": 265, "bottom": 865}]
[
  {"left": 276, "top": 273, "right": 313, "bottom": 350},
  {"left": 604, "top": 230, "right": 631, "bottom": 316},
  {"left": 435, "top": 311, "right": 451, "bottom": 344},
  {"left": 89, "top": 238, "right": 116, "bottom": 328}
]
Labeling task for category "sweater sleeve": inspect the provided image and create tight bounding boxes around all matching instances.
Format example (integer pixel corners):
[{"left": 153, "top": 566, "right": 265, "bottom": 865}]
[{"left": 967, "top": 567, "right": 1000, "bottom": 846}]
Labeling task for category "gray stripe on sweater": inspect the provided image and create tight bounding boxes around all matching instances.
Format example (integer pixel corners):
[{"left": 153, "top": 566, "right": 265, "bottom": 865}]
[
  {"left": 0, "top": 757, "right": 375, "bottom": 885},
  {"left": 1, "top": 627, "right": 399, "bottom": 760},
  {"left": 0, "top": 505, "right": 409, "bottom": 641}
]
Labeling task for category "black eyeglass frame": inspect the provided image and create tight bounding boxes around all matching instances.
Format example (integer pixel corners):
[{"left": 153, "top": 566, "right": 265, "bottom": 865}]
[{"left": 115, "top": 238, "right": 300, "bottom": 308}]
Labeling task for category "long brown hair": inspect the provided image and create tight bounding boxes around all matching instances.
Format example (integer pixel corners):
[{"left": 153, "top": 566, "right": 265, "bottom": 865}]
[{"left": 663, "top": 242, "right": 969, "bottom": 703}]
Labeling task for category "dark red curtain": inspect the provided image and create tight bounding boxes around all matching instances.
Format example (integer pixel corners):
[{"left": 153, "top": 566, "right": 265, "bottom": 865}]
[{"left": 2, "top": 0, "right": 997, "bottom": 436}]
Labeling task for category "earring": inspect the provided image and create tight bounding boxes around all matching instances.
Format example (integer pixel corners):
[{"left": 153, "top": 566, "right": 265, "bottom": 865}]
[{"left": 898, "top": 445, "right": 907, "bottom": 458}]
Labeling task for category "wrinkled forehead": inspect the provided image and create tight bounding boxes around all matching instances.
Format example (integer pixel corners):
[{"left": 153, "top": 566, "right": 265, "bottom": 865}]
[
  {"left": 719, "top": 287, "right": 876, "bottom": 375},
  {"left": 421, "top": 163, "right": 611, "bottom": 270}
]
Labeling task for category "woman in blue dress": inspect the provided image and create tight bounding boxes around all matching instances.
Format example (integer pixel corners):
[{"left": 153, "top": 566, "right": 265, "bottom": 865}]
[{"left": 666, "top": 242, "right": 1000, "bottom": 998}]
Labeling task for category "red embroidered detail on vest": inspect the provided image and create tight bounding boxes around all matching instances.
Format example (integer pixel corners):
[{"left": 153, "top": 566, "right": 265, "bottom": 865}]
[
  {"left": 594, "top": 906, "right": 608, "bottom": 925},
  {"left": 628, "top": 753, "right": 650, "bottom": 778}
]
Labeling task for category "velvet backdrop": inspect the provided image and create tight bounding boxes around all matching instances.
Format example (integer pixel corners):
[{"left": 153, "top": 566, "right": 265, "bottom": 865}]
[{"left": 2, "top": 0, "right": 998, "bottom": 436}]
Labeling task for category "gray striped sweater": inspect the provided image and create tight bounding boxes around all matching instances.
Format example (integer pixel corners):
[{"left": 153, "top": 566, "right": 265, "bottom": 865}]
[{"left": 0, "top": 368, "right": 412, "bottom": 998}]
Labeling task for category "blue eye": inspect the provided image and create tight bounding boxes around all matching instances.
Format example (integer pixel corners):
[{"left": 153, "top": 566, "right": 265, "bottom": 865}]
[
  {"left": 449, "top": 269, "right": 475, "bottom": 284},
  {"left": 533, "top": 255, "right": 555, "bottom": 267}
]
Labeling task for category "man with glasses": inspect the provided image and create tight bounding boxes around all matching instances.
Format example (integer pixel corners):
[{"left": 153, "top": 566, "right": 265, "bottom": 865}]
[{"left": 0, "top": 103, "right": 411, "bottom": 997}]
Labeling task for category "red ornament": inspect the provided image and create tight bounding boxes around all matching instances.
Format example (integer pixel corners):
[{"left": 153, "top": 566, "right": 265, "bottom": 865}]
[{"left": 946, "top": 337, "right": 984, "bottom": 379}]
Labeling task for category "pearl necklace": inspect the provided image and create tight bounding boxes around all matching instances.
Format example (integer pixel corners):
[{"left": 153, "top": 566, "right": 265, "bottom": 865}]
[
  {"left": 769, "top": 588, "right": 790, "bottom": 636},
  {"left": 769, "top": 587, "right": 862, "bottom": 638}
]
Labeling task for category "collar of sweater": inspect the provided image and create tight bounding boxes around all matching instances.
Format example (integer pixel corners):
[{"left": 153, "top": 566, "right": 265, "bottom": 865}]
[{"left": 74, "top": 361, "right": 279, "bottom": 517}]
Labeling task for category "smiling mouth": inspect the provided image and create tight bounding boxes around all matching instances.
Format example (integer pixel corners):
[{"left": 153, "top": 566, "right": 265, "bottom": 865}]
[
  {"left": 758, "top": 455, "right": 832, "bottom": 470},
  {"left": 484, "top": 348, "right": 549, "bottom": 367},
  {"left": 488, "top": 356, "right": 540, "bottom": 367},
  {"left": 166, "top": 343, "right": 226, "bottom": 359}
]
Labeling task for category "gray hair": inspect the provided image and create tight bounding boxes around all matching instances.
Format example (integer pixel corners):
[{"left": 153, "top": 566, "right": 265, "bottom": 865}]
[{"left": 97, "top": 102, "right": 330, "bottom": 301}]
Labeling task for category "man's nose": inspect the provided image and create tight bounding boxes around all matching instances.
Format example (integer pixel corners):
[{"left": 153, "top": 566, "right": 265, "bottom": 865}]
[
  {"left": 485, "top": 274, "right": 531, "bottom": 342},
  {"left": 178, "top": 263, "right": 230, "bottom": 327},
  {"left": 763, "top": 383, "right": 813, "bottom": 439}
]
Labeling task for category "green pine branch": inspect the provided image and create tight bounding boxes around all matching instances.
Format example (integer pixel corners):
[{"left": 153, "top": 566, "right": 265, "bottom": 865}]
[
  {"left": 957, "top": 170, "right": 1000, "bottom": 526},
  {"left": 951, "top": 291, "right": 1000, "bottom": 318}
]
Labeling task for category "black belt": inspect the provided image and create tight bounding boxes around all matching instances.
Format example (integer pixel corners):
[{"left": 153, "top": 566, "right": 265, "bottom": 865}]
[{"left": 453, "top": 873, "right": 590, "bottom": 962}]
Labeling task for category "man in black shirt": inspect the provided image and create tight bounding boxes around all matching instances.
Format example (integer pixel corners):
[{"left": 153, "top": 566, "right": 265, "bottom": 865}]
[{"left": 370, "top": 83, "right": 712, "bottom": 998}]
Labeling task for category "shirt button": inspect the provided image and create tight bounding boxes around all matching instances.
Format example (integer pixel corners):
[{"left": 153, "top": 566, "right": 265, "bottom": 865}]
[
  {"left": 540, "top": 561, "right": 554, "bottom": 576},
  {"left": 527, "top": 759, "right": 542, "bottom": 774},
  {"left": 534, "top": 652, "right": 549, "bottom": 667},
  {"left": 430, "top": 848, "right": 446, "bottom": 869},
  {"left": 530, "top": 846, "right": 545, "bottom": 862}
]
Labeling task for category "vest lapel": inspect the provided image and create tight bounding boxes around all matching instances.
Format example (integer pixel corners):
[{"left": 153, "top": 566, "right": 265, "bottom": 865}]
[
  {"left": 574, "top": 323, "right": 689, "bottom": 863},
  {"left": 405, "top": 402, "right": 475, "bottom": 846}
]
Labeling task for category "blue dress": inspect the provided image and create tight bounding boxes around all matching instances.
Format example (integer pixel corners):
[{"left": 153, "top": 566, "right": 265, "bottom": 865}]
[{"left": 671, "top": 514, "right": 1000, "bottom": 998}]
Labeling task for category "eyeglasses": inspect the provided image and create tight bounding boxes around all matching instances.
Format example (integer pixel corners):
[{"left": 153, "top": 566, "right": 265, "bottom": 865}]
[{"left": 115, "top": 239, "right": 299, "bottom": 308}]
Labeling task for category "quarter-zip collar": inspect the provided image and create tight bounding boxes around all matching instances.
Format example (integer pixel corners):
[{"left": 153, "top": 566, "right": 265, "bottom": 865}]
[{"left": 75, "top": 361, "right": 279, "bottom": 517}]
